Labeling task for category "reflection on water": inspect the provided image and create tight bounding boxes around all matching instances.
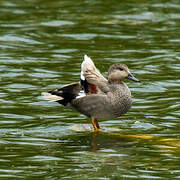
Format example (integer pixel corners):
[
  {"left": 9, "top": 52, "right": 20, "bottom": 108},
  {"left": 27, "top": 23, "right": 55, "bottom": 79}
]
[{"left": 0, "top": 0, "right": 180, "bottom": 179}]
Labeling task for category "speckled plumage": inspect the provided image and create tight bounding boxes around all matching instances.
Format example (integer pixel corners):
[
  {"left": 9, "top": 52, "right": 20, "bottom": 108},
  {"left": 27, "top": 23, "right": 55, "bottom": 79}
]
[
  {"left": 71, "top": 82, "right": 132, "bottom": 120},
  {"left": 42, "top": 55, "right": 139, "bottom": 130}
]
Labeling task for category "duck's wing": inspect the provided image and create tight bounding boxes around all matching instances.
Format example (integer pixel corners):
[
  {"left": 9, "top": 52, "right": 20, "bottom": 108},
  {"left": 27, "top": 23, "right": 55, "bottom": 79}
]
[
  {"left": 81, "top": 55, "right": 110, "bottom": 94},
  {"left": 42, "top": 55, "right": 109, "bottom": 106}
]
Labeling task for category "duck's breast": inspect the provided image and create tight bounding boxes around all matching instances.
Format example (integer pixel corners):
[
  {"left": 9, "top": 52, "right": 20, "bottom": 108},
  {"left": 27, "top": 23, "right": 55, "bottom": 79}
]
[{"left": 109, "top": 83, "right": 132, "bottom": 117}]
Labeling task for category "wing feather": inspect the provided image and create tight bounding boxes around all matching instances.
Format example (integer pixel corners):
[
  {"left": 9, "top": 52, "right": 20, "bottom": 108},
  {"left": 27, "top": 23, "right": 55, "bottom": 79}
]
[{"left": 81, "top": 55, "right": 109, "bottom": 93}]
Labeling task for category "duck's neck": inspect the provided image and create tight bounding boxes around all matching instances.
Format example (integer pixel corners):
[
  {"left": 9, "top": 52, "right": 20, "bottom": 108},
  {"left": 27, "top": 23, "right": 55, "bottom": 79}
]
[{"left": 108, "top": 79, "right": 124, "bottom": 84}]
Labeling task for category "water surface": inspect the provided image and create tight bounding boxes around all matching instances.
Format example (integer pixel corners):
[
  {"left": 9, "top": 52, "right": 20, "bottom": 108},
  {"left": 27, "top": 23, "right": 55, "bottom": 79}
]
[{"left": 0, "top": 0, "right": 180, "bottom": 179}]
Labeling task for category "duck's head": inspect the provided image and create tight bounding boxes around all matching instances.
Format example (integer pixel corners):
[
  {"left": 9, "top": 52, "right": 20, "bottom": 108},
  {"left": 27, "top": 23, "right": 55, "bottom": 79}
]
[{"left": 108, "top": 63, "right": 139, "bottom": 83}]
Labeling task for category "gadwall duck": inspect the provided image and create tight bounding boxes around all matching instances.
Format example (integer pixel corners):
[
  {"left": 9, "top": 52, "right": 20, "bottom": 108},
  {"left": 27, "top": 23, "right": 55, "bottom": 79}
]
[{"left": 42, "top": 55, "right": 139, "bottom": 131}]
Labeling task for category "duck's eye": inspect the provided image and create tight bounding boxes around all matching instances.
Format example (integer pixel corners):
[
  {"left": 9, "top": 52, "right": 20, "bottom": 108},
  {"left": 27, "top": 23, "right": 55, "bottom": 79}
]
[{"left": 119, "top": 68, "right": 123, "bottom": 71}]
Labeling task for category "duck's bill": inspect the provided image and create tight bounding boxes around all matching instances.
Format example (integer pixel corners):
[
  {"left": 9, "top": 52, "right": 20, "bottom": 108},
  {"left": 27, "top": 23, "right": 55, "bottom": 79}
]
[{"left": 128, "top": 74, "right": 140, "bottom": 82}]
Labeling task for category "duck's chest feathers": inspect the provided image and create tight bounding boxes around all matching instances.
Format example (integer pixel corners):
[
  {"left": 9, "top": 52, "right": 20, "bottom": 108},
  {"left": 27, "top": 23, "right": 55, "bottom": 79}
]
[{"left": 109, "top": 83, "right": 132, "bottom": 116}]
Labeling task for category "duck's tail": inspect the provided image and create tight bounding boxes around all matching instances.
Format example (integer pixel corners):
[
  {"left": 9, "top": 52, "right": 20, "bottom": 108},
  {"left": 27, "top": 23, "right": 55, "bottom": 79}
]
[{"left": 42, "top": 82, "right": 82, "bottom": 106}]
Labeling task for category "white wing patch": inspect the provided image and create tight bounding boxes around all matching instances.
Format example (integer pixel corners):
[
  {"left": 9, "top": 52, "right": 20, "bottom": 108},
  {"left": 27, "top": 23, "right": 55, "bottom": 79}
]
[
  {"left": 76, "top": 90, "right": 86, "bottom": 99},
  {"left": 80, "top": 70, "right": 85, "bottom": 80},
  {"left": 81, "top": 55, "right": 94, "bottom": 81},
  {"left": 81, "top": 55, "right": 93, "bottom": 80},
  {"left": 81, "top": 55, "right": 95, "bottom": 71}
]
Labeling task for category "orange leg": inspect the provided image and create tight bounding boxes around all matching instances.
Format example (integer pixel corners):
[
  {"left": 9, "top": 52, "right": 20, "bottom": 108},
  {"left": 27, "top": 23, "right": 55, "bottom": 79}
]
[
  {"left": 91, "top": 119, "right": 100, "bottom": 131},
  {"left": 95, "top": 119, "right": 100, "bottom": 129}
]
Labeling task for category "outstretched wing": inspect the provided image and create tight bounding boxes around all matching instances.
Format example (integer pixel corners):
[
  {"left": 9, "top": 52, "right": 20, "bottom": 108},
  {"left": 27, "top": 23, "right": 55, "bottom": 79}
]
[{"left": 81, "top": 55, "right": 109, "bottom": 94}]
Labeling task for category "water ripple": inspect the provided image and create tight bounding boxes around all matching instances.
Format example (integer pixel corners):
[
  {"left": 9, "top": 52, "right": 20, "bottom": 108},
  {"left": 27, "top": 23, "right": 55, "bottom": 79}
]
[{"left": 0, "top": 0, "right": 179, "bottom": 179}]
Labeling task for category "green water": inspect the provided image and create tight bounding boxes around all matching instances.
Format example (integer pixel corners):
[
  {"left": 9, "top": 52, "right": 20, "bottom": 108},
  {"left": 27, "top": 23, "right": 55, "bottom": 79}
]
[{"left": 0, "top": 0, "right": 180, "bottom": 179}]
